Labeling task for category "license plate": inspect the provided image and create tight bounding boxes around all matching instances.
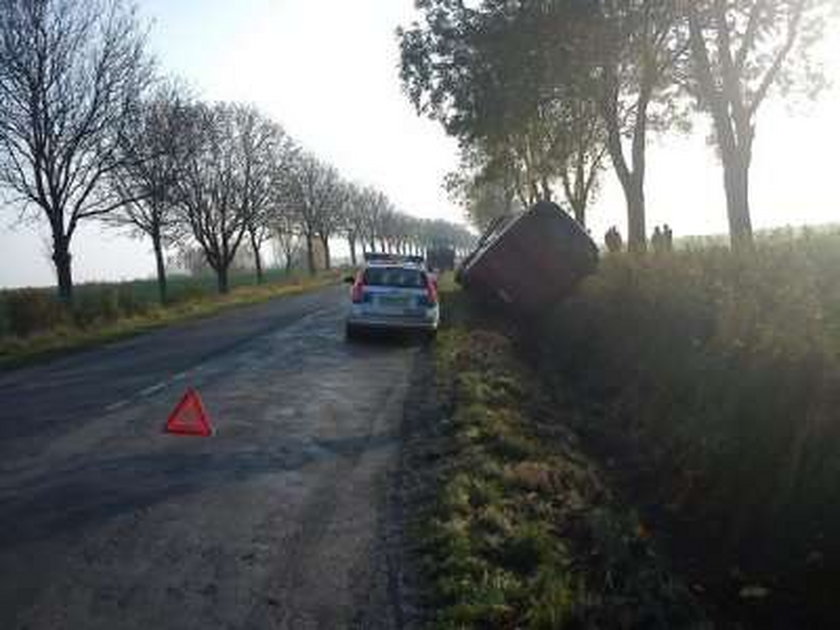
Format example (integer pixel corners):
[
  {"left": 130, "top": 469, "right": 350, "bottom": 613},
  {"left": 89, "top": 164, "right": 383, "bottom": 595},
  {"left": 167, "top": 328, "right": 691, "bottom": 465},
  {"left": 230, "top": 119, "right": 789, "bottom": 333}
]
[{"left": 379, "top": 295, "right": 408, "bottom": 307}]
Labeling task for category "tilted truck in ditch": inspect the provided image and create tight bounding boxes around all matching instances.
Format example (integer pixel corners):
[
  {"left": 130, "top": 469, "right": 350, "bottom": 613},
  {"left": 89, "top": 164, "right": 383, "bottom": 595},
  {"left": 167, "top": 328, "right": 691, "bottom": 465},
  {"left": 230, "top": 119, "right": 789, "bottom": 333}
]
[{"left": 457, "top": 201, "right": 599, "bottom": 313}]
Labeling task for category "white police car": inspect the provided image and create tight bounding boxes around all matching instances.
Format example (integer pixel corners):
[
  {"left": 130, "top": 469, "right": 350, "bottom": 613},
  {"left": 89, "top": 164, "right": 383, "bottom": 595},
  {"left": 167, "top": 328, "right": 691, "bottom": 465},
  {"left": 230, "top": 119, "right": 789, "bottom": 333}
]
[{"left": 345, "top": 254, "right": 439, "bottom": 341}]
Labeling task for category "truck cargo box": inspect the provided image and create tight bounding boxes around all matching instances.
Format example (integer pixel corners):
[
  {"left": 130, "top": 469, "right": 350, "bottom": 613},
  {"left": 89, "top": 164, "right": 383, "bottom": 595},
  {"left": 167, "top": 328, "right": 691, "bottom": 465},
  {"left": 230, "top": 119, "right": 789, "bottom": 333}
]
[{"left": 457, "top": 201, "right": 598, "bottom": 312}]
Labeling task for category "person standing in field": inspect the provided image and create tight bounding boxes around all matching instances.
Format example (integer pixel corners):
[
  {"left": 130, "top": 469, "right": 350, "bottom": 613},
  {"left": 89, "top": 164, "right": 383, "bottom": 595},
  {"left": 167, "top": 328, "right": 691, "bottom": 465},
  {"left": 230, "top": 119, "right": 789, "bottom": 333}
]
[
  {"left": 663, "top": 224, "right": 674, "bottom": 252},
  {"left": 651, "top": 226, "right": 664, "bottom": 254},
  {"left": 605, "top": 226, "right": 623, "bottom": 253}
]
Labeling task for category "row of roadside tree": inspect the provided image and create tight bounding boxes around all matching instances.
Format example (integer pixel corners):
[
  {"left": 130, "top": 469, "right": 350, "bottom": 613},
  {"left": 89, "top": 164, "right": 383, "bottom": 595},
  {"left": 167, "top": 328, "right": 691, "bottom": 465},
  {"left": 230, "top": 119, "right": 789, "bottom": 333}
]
[
  {"left": 399, "top": 0, "right": 833, "bottom": 252},
  {"left": 0, "top": 0, "right": 474, "bottom": 305}
]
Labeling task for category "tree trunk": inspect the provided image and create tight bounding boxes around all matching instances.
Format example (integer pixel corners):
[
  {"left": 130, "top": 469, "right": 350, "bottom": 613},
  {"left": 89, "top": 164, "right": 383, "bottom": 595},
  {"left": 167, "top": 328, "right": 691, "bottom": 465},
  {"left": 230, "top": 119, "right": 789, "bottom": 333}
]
[
  {"left": 604, "top": 139, "right": 647, "bottom": 253},
  {"left": 52, "top": 239, "right": 73, "bottom": 304},
  {"left": 600, "top": 69, "right": 650, "bottom": 253},
  {"left": 306, "top": 234, "right": 316, "bottom": 275},
  {"left": 687, "top": 4, "right": 756, "bottom": 252},
  {"left": 706, "top": 111, "right": 755, "bottom": 252},
  {"left": 626, "top": 174, "right": 646, "bottom": 254},
  {"left": 216, "top": 264, "right": 229, "bottom": 294},
  {"left": 321, "top": 236, "right": 331, "bottom": 270},
  {"left": 540, "top": 178, "right": 552, "bottom": 202},
  {"left": 348, "top": 237, "right": 357, "bottom": 266},
  {"left": 568, "top": 198, "right": 585, "bottom": 226},
  {"left": 250, "top": 231, "right": 264, "bottom": 284},
  {"left": 721, "top": 137, "right": 754, "bottom": 251},
  {"left": 152, "top": 231, "right": 168, "bottom": 304}
]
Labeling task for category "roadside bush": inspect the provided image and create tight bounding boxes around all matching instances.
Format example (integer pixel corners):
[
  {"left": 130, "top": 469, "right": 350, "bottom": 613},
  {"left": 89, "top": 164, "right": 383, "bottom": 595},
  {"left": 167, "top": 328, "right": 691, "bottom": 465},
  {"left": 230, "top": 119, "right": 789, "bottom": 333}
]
[
  {"left": 536, "top": 230, "right": 840, "bottom": 571},
  {"left": 167, "top": 281, "right": 210, "bottom": 304},
  {"left": 2, "top": 289, "right": 67, "bottom": 337},
  {"left": 0, "top": 269, "right": 340, "bottom": 364},
  {"left": 114, "top": 283, "right": 154, "bottom": 316},
  {"left": 72, "top": 287, "right": 122, "bottom": 327}
]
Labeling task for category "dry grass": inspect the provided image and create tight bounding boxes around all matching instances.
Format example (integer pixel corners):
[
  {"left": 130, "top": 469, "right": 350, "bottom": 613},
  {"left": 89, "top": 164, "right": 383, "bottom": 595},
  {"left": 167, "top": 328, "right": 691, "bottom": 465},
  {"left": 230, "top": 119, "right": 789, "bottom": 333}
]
[
  {"left": 529, "top": 229, "right": 840, "bottom": 622},
  {"left": 0, "top": 271, "right": 340, "bottom": 367}
]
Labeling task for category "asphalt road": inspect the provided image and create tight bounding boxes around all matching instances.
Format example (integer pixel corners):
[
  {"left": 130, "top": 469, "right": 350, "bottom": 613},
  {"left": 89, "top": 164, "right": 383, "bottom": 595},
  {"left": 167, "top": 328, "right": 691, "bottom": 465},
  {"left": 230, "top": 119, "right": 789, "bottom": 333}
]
[{"left": 0, "top": 285, "right": 427, "bottom": 629}]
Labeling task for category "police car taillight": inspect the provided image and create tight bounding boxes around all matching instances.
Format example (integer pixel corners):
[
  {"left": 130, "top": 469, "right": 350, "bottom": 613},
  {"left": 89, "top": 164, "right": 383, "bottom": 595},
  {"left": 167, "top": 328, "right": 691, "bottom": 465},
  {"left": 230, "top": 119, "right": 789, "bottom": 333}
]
[
  {"left": 351, "top": 274, "right": 365, "bottom": 303},
  {"left": 424, "top": 274, "right": 438, "bottom": 306}
]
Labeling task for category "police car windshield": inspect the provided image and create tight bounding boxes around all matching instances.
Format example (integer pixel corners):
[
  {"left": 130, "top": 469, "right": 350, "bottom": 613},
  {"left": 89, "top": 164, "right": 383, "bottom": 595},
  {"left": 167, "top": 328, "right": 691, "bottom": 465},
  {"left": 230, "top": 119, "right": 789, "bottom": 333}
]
[{"left": 363, "top": 266, "right": 425, "bottom": 288}]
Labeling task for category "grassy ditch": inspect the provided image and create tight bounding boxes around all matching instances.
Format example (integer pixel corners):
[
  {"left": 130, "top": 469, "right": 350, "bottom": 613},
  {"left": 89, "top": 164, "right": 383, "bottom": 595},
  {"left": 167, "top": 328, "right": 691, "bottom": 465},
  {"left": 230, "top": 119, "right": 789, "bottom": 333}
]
[
  {"left": 0, "top": 270, "right": 340, "bottom": 368},
  {"left": 530, "top": 229, "right": 840, "bottom": 626},
  {"left": 422, "top": 281, "right": 705, "bottom": 628}
]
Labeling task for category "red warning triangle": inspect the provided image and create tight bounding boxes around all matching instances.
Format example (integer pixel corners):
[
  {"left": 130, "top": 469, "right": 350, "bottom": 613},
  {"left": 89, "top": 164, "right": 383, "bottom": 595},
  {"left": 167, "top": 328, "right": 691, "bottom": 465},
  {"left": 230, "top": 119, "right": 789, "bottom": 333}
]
[{"left": 165, "top": 388, "right": 213, "bottom": 436}]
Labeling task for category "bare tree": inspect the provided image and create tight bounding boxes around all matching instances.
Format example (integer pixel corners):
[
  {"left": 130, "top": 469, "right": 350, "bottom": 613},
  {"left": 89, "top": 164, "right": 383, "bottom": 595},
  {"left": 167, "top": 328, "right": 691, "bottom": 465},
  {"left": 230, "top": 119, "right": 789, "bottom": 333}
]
[
  {"left": 358, "top": 186, "right": 386, "bottom": 253},
  {"left": 312, "top": 167, "right": 344, "bottom": 271},
  {"left": 272, "top": 211, "right": 302, "bottom": 273},
  {"left": 0, "top": 0, "right": 153, "bottom": 302},
  {"left": 285, "top": 153, "right": 318, "bottom": 274},
  {"left": 108, "top": 83, "right": 191, "bottom": 303},
  {"left": 176, "top": 103, "right": 252, "bottom": 294},
  {"left": 171, "top": 244, "right": 209, "bottom": 277},
  {"left": 235, "top": 106, "right": 295, "bottom": 284},
  {"left": 393, "top": 213, "right": 414, "bottom": 254},
  {"left": 286, "top": 153, "right": 342, "bottom": 274},
  {"left": 686, "top": 0, "right": 830, "bottom": 250},
  {"left": 341, "top": 182, "right": 365, "bottom": 266},
  {"left": 378, "top": 205, "right": 399, "bottom": 253}
]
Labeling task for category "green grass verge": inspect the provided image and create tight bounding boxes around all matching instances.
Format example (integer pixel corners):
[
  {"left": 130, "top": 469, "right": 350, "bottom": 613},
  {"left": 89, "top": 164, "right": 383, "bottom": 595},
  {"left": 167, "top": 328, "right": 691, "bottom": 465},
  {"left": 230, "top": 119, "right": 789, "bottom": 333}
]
[
  {"left": 425, "top": 280, "right": 705, "bottom": 628},
  {"left": 0, "top": 272, "right": 340, "bottom": 369}
]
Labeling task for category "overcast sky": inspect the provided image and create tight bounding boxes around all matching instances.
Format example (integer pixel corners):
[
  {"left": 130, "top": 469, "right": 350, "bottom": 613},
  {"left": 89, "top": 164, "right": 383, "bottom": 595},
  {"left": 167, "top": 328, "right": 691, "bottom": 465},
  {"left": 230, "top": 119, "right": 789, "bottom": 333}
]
[{"left": 2, "top": 0, "right": 839, "bottom": 288}]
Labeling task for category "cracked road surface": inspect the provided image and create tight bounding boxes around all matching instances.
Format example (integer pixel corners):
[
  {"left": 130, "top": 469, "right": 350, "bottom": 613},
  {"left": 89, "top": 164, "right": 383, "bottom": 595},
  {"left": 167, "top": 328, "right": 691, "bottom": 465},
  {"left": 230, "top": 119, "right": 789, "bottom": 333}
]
[{"left": 0, "top": 285, "right": 425, "bottom": 629}]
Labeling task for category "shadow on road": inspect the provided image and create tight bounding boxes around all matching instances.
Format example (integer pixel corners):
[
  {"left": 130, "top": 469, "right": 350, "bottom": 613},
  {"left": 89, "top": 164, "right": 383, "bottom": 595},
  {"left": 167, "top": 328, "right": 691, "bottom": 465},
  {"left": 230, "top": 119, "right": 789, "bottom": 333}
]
[
  {"left": 344, "top": 329, "right": 433, "bottom": 348},
  {"left": 0, "top": 431, "right": 397, "bottom": 550}
]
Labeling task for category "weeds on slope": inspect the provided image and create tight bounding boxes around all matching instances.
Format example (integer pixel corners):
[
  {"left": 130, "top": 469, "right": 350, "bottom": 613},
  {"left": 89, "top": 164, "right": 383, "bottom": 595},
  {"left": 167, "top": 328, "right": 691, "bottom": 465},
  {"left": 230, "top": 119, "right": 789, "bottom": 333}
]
[
  {"left": 534, "top": 230, "right": 840, "bottom": 624},
  {"left": 424, "top": 284, "right": 704, "bottom": 628}
]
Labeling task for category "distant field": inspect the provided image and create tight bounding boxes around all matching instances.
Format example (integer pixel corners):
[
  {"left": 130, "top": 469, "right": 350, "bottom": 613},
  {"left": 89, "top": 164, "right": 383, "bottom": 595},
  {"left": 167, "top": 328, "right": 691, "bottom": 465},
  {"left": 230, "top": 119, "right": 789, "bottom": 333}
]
[
  {"left": 0, "top": 267, "right": 341, "bottom": 367},
  {"left": 673, "top": 223, "right": 840, "bottom": 251}
]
